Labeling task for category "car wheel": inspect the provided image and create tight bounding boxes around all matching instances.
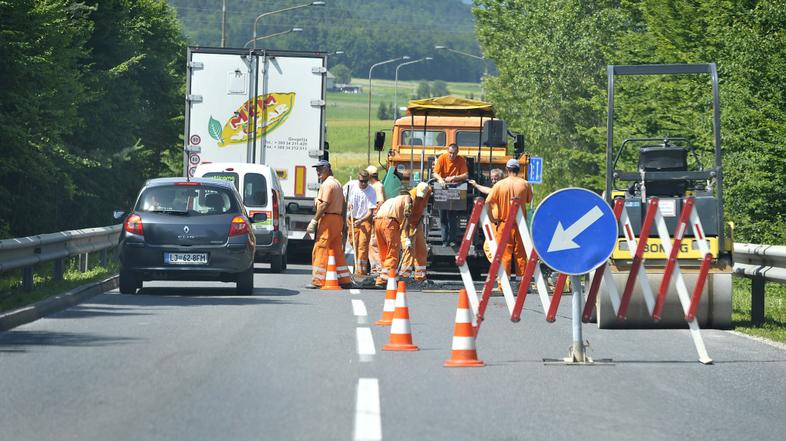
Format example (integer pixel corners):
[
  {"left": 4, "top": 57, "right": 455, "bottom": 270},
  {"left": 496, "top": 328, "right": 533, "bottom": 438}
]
[
  {"left": 119, "top": 270, "right": 140, "bottom": 294},
  {"left": 270, "top": 254, "right": 284, "bottom": 273},
  {"left": 236, "top": 265, "right": 254, "bottom": 295}
]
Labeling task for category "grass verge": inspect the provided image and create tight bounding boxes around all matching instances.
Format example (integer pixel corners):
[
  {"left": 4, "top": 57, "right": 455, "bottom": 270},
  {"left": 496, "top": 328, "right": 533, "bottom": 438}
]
[
  {"left": 732, "top": 276, "right": 786, "bottom": 343},
  {"left": 0, "top": 256, "right": 118, "bottom": 313}
]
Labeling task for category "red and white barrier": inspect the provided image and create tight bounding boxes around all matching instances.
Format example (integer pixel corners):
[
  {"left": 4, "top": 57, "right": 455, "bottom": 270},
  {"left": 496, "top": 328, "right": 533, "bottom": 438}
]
[{"left": 584, "top": 196, "right": 714, "bottom": 364}]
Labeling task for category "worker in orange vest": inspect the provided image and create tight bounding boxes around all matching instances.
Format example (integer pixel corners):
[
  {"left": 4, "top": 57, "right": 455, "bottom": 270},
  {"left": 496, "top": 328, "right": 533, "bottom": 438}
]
[
  {"left": 399, "top": 182, "right": 432, "bottom": 281},
  {"left": 305, "top": 160, "right": 352, "bottom": 289},
  {"left": 486, "top": 159, "right": 533, "bottom": 279},
  {"left": 373, "top": 191, "right": 412, "bottom": 287},
  {"left": 433, "top": 143, "right": 469, "bottom": 246}
]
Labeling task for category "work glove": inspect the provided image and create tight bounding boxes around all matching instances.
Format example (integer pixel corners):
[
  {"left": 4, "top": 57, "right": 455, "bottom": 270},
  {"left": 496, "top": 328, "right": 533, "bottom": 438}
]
[
  {"left": 404, "top": 238, "right": 412, "bottom": 248},
  {"left": 306, "top": 218, "right": 318, "bottom": 234}
]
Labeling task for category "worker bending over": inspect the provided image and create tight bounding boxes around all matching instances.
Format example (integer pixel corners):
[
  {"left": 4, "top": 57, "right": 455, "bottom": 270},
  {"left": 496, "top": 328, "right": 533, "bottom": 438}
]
[
  {"left": 305, "top": 160, "right": 352, "bottom": 289},
  {"left": 344, "top": 170, "right": 377, "bottom": 275},
  {"left": 373, "top": 191, "right": 413, "bottom": 287},
  {"left": 399, "top": 182, "right": 432, "bottom": 281},
  {"left": 486, "top": 159, "right": 533, "bottom": 279}
]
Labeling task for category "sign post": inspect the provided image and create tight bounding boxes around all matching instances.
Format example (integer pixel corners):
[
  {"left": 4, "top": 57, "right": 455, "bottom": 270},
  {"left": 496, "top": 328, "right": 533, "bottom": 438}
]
[{"left": 532, "top": 188, "right": 617, "bottom": 364}]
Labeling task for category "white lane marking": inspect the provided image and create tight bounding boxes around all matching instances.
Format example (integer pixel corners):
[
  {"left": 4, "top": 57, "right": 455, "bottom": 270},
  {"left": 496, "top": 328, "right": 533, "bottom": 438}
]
[
  {"left": 356, "top": 327, "right": 375, "bottom": 362},
  {"left": 352, "top": 299, "right": 368, "bottom": 324},
  {"left": 354, "top": 378, "right": 382, "bottom": 441},
  {"left": 350, "top": 288, "right": 361, "bottom": 295}
]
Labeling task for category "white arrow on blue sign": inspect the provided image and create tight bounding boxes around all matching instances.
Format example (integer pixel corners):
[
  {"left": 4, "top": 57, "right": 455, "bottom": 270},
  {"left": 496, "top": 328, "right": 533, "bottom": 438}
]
[
  {"left": 527, "top": 157, "right": 543, "bottom": 184},
  {"left": 531, "top": 188, "right": 618, "bottom": 275}
]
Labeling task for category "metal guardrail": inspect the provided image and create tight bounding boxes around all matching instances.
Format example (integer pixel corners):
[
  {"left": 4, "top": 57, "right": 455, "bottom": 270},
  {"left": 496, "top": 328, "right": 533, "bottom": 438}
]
[
  {"left": 0, "top": 225, "right": 121, "bottom": 291},
  {"left": 733, "top": 243, "right": 786, "bottom": 325}
]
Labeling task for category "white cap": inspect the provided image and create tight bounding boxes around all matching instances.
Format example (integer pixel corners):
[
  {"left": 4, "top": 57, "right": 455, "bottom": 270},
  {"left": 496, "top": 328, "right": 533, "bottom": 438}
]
[
  {"left": 415, "top": 182, "right": 429, "bottom": 198},
  {"left": 366, "top": 165, "right": 378, "bottom": 175},
  {"left": 506, "top": 158, "right": 520, "bottom": 169}
]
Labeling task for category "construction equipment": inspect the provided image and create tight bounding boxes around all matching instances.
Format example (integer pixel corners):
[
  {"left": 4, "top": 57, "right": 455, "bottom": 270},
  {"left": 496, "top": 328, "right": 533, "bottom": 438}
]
[
  {"left": 598, "top": 64, "right": 733, "bottom": 329},
  {"left": 373, "top": 96, "right": 529, "bottom": 276}
]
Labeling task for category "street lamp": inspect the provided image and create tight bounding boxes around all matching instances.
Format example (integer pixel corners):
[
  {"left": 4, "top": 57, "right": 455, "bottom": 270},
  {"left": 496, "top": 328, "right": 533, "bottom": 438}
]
[
  {"left": 367, "top": 56, "right": 409, "bottom": 163},
  {"left": 244, "top": 28, "right": 302, "bottom": 48},
  {"left": 435, "top": 45, "right": 488, "bottom": 77},
  {"left": 251, "top": 1, "right": 325, "bottom": 49},
  {"left": 394, "top": 57, "right": 432, "bottom": 120}
]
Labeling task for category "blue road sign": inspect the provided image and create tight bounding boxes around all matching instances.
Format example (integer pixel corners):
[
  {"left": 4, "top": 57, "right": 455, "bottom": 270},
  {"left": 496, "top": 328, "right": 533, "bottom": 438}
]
[
  {"left": 528, "top": 157, "right": 543, "bottom": 184},
  {"left": 531, "top": 188, "right": 617, "bottom": 275}
]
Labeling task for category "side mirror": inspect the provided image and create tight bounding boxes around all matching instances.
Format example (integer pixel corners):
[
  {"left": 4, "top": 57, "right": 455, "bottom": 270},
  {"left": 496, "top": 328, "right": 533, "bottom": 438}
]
[
  {"left": 514, "top": 134, "right": 525, "bottom": 156},
  {"left": 113, "top": 210, "right": 126, "bottom": 221},
  {"left": 374, "top": 131, "right": 386, "bottom": 151},
  {"left": 252, "top": 212, "right": 268, "bottom": 223}
]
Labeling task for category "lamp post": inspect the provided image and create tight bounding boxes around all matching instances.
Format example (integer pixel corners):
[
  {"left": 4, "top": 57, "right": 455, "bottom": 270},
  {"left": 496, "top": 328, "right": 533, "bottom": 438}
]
[
  {"left": 367, "top": 56, "right": 409, "bottom": 163},
  {"left": 252, "top": 1, "right": 325, "bottom": 49},
  {"left": 394, "top": 57, "right": 432, "bottom": 120},
  {"left": 221, "top": 0, "right": 227, "bottom": 47},
  {"left": 244, "top": 28, "right": 302, "bottom": 48},
  {"left": 434, "top": 45, "right": 488, "bottom": 78}
]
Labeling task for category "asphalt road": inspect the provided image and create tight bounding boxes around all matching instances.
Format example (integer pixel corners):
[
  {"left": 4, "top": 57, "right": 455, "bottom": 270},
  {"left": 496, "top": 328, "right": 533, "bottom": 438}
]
[{"left": 2, "top": 264, "right": 786, "bottom": 441}]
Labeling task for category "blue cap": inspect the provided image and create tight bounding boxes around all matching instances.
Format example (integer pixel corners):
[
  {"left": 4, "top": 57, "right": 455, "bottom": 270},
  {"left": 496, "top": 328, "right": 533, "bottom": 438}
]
[
  {"left": 506, "top": 158, "right": 520, "bottom": 169},
  {"left": 312, "top": 159, "right": 331, "bottom": 168}
]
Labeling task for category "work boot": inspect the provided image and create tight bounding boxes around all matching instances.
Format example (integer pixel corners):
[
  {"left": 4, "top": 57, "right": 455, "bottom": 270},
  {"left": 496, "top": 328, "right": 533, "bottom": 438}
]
[{"left": 304, "top": 283, "right": 320, "bottom": 289}]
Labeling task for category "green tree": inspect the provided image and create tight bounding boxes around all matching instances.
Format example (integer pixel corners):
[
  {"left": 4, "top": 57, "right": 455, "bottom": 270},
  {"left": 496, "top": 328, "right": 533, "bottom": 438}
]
[
  {"left": 331, "top": 63, "right": 352, "bottom": 84},
  {"left": 431, "top": 80, "right": 449, "bottom": 96},
  {"left": 377, "top": 101, "right": 391, "bottom": 120},
  {"left": 415, "top": 81, "right": 431, "bottom": 99}
]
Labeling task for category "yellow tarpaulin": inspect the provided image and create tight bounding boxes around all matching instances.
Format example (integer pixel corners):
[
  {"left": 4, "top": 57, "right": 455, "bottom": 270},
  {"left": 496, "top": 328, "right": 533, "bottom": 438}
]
[{"left": 406, "top": 96, "right": 495, "bottom": 117}]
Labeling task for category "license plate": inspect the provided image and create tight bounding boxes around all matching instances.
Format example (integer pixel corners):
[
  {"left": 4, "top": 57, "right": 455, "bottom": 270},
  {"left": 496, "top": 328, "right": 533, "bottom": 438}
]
[{"left": 165, "top": 253, "right": 208, "bottom": 265}]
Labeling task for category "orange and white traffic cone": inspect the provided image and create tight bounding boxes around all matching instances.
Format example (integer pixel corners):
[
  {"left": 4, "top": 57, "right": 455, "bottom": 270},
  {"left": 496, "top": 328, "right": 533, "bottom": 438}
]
[
  {"left": 383, "top": 281, "right": 419, "bottom": 351},
  {"left": 444, "top": 288, "right": 484, "bottom": 367},
  {"left": 374, "top": 269, "right": 397, "bottom": 325},
  {"left": 321, "top": 249, "right": 342, "bottom": 291}
]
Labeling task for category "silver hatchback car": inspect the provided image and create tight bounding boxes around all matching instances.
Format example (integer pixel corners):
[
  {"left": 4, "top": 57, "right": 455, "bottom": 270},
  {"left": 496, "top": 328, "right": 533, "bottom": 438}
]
[{"left": 116, "top": 177, "right": 265, "bottom": 295}]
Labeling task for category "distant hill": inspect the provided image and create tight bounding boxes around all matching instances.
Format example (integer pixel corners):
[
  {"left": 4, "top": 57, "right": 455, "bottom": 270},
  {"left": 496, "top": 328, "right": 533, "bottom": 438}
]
[{"left": 167, "top": 0, "right": 486, "bottom": 82}]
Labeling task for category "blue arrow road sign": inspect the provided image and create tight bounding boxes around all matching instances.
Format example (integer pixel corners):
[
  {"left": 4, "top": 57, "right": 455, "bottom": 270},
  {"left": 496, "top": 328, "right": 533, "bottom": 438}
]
[
  {"left": 528, "top": 157, "right": 543, "bottom": 184},
  {"left": 531, "top": 188, "right": 617, "bottom": 275}
]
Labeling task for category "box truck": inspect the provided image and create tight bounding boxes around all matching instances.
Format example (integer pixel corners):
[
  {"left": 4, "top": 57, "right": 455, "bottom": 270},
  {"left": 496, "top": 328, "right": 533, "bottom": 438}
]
[{"left": 183, "top": 46, "right": 328, "bottom": 243}]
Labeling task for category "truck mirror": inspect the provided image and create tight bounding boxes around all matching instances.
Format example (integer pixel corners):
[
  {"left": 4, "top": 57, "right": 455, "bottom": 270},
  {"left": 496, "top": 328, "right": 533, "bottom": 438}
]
[
  {"left": 323, "top": 141, "right": 329, "bottom": 151},
  {"left": 321, "top": 151, "right": 329, "bottom": 161},
  {"left": 374, "top": 131, "right": 386, "bottom": 151},
  {"left": 514, "top": 134, "right": 525, "bottom": 156},
  {"left": 482, "top": 120, "right": 507, "bottom": 147}
]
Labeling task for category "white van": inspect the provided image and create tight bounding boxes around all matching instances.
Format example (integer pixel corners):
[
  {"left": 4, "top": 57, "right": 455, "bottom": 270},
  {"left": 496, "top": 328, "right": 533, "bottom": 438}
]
[{"left": 194, "top": 162, "right": 288, "bottom": 272}]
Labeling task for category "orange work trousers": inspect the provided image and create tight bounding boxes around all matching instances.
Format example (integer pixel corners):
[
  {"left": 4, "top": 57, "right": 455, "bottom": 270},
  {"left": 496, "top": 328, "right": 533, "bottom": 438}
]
[
  {"left": 350, "top": 218, "right": 372, "bottom": 275},
  {"left": 374, "top": 217, "right": 401, "bottom": 285},
  {"left": 494, "top": 222, "right": 528, "bottom": 278},
  {"left": 311, "top": 214, "right": 352, "bottom": 286},
  {"left": 400, "top": 222, "right": 427, "bottom": 280},
  {"left": 368, "top": 229, "right": 382, "bottom": 274}
]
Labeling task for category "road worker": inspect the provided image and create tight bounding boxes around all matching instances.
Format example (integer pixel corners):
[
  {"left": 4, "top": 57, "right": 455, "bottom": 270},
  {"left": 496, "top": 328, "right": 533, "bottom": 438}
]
[
  {"left": 373, "top": 190, "right": 412, "bottom": 287},
  {"left": 486, "top": 159, "right": 533, "bottom": 279},
  {"left": 432, "top": 143, "right": 469, "bottom": 247},
  {"left": 366, "top": 165, "right": 385, "bottom": 275},
  {"left": 399, "top": 182, "right": 432, "bottom": 281},
  {"left": 344, "top": 170, "right": 377, "bottom": 276},
  {"left": 305, "top": 160, "right": 352, "bottom": 289},
  {"left": 469, "top": 168, "right": 504, "bottom": 261}
]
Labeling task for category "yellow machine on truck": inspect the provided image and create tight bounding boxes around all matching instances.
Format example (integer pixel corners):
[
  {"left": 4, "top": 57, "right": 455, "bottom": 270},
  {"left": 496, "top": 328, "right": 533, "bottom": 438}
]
[{"left": 373, "top": 96, "right": 529, "bottom": 274}]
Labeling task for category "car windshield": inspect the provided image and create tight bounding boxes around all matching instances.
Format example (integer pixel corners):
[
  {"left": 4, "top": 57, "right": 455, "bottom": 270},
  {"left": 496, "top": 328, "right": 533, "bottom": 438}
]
[{"left": 136, "top": 184, "right": 238, "bottom": 216}]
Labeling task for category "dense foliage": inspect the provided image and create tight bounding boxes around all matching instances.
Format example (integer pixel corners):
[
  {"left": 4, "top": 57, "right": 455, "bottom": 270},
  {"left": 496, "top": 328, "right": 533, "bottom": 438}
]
[
  {"left": 475, "top": 0, "right": 786, "bottom": 244},
  {"left": 0, "top": 0, "right": 186, "bottom": 238},
  {"left": 167, "top": 0, "right": 487, "bottom": 82}
]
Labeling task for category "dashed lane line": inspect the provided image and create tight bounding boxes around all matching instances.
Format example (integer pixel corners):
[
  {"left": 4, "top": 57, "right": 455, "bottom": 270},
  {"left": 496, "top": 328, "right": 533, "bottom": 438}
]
[
  {"left": 352, "top": 299, "right": 368, "bottom": 323},
  {"left": 356, "top": 327, "right": 376, "bottom": 362},
  {"left": 354, "top": 378, "right": 382, "bottom": 441}
]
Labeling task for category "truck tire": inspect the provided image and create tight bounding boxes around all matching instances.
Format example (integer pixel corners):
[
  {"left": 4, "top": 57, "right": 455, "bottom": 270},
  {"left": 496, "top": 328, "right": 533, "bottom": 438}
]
[
  {"left": 236, "top": 265, "right": 254, "bottom": 295},
  {"left": 270, "top": 254, "right": 284, "bottom": 273},
  {"left": 119, "top": 270, "right": 141, "bottom": 294}
]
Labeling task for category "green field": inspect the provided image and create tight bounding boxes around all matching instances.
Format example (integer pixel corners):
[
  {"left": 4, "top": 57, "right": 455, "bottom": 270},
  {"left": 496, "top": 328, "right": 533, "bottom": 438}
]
[{"left": 326, "top": 78, "right": 483, "bottom": 180}]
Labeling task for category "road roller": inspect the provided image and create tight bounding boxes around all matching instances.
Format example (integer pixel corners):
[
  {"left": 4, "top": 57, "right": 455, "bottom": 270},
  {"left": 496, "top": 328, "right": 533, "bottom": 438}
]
[{"left": 597, "top": 64, "right": 733, "bottom": 329}]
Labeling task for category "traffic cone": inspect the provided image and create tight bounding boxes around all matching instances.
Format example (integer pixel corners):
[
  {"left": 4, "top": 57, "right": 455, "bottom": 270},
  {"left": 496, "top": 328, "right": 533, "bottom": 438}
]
[
  {"left": 374, "top": 269, "right": 397, "bottom": 325},
  {"left": 444, "top": 289, "right": 484, "bottom": 367},
  {"left": 321, "top": 249, "right": 342, "bottom": 291},
  {"left": 383, "top": 281, "right": 419, "bottom": 351}
]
